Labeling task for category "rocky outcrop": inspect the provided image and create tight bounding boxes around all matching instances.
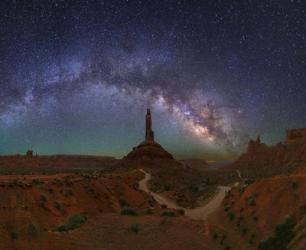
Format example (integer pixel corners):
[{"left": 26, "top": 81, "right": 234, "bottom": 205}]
[
  {"left": 26, "top": 149, "right": 34, "bottom": 157},
  {"left": 285, "top": 128, "right": 306, "bottom": 144},
  {"left": 231, "top": 131, "right": 306, "bottom": 178},
  {"left": 124, "top": 109, "right": 174, "bottom": 161},
  {"left": 124, "top": 141, "right": 174, "bottom": 160},
  {"left": 206, "top": 169, "right": 306, "bottom": 250}
]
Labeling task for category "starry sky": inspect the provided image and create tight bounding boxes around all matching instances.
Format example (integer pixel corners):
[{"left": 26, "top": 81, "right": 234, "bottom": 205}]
[{"left": 0, "top": 0, "right": 305, "bottom": 159}]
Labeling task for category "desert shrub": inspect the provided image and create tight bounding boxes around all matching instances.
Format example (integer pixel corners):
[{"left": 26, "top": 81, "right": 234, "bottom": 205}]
[
  {"left": 161, "top": 210, "right": 175, "bottom": 217},
  {"left": 224, "top": 204, "right": 231, "bottom": 212},
  {"left": 253, "top": 215, "right": 258, "bottom": 223},
  {"left": 213, "top": 233, "right": 218, "bottom": 240},
  {"left": 238, "top": 215, "right": 244, "bottom": 221},
  {"left": 130, "top": 223, "right": 140, "bottom": 234},
  {"left": 32, "top": 179, "right": 43, "bottom": 186},
  {"left": 119, "top": 198, "right": 129, "bottom": 208},
  {"left": 10, "top": 230, "right": 17, "bottom": 240},
  {"left": 228, "top": 212, "right": 235, "bottom": 221},
  {"left": 145, "top": 208, "right": 153, "bottom": 215},
  {"left": 161, "top": 204, "right": 167, "bottom": 209},
  {"left": 54, "top": 201, "right": 65, "bottom": 212},
  {"left": 220, "top": 234, "right": 226, "bottom": 245},
  {"left": 57, "top": 213, "right": 87, "bottom": 232},
  {"left": 239, "top": 187, "right": 245, "bottom": 194},
  {"left": 236, "top": 215, "right": 244, "bottom": 227},
  {"left": 249, "top": 233, "right": 256, "bottom": 244},
  {"left": 63, "top": 189, "right": 73, "bottom": 197},
  {"left": 160, "top": 218, "right": 168, "bottom": 225},
  {"left": 53, "top": 178, "right": 63, "bottom": 186},
  {"left": 191, "top": 186, "right": 199, "bottom": 193},
  {"left": 300, "top": 203, "right": 306, "bottom": 214},
  {"left": 28, "top": 223, "right": 38, "bottom": 237},
  {"left": 244, "top": 179, "right": 254, "bottom": 185},
  {"left": 225, "top": 190, "right": 231, "bottom": 198},
  {"left": 246, "top": 195, "right": 256, "bottom": 206},
  {"left": 291, "top": 181, "right": 299, "bottom": 190},
  {"left": 242, "top": 227, "right": 248, "bottom": 235},
  {"left": 121, "top": 207, "right": 137, "bottom": 216},
  {"left": 86, "top": 187, "right": 96, "bottom": 195},
  {"left": 39, "top": 195, "right": 47, "bottom": 207},
  {"left": 176, "top": 208, "right": 185, "bottom": 215},
  {"left": 258, "top": 215, "right": 296, "bottom": 250},
  {"left": 164, "top": 184, "right": 170, "bottom": 191}
]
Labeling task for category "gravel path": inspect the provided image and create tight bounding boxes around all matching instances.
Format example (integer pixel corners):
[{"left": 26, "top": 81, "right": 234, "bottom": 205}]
[{"left": 138, "top": 169, "right": 231, "bottom": 220}]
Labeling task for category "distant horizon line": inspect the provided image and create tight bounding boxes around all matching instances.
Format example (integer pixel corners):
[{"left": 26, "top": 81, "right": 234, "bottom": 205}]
[{"left": 0, "top": 152, "right": 237, "bottom": 161}]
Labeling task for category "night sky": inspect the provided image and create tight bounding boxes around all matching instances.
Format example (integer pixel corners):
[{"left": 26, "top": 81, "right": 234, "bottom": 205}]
[{"left": 0, "top": 0, "right": 305, "bottom": 159}]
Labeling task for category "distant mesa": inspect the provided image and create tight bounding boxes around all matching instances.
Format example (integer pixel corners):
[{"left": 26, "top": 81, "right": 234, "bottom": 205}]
[
  {"left": 231, "top": 127, "right": 306, "bottom": 177},
  {"left": 26, "top": 150, "right": 34, "bottom": 157},
  {"left": 0, "top": 151, "right": 117, "bottom": 169},
  {"left": 124, "top": 109, "right": 174, "bottom": 160},
  {"left": 285, "top": 128, "right": 306, "bottom": 144}
]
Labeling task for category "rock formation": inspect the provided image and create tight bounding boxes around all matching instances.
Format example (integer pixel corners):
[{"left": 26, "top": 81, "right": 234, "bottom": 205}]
[
  {"left": 246, "top": 135, "right": 263, "bottom": 152},
  {"left": 145, "top": 109, "right": 154, "bottom": 142},
  {"left": 285, "top": 128, "right": 306, "bottom": 144},
  {"left": 26, "top": 150, "right": 33, "bottom": 157},
  {"left": 124, "top": 109, "right": 174, "bottom": 160},
  {"left": 231, "top": 129, "right": 306, "bottom": 178}
]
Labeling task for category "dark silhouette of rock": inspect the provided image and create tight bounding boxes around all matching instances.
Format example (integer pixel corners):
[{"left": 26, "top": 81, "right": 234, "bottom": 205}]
[
  {"left": 246, "top": 135, "right": 263, "bottom": 152},
  {"left": 124, "top": 109, "right": 173, "bottom": 160},
  {"left": 231, "top": 129, "right": 306, "bottom": 178},
  {"left": 285, "top": 128, "right": 306, "bottom": 144},
  {"left": 145, "top": 109, "right": 154, "bottom": 142},
  {"left": 0, "top": 155, "right": 117, "bottom": 169},
  {"left": 26, "top": 150, "right": 33, "bottom": 157}
]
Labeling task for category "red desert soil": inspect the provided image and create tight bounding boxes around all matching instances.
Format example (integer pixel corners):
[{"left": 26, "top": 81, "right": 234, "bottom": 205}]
[
  {"left": 0, "top": 169, "right": 211, "bottom": 250},
  {"left": 204, "top": 167, "right": 306, "bottom": 250},
  {"left": 1, "top": 141, "right": 305, "bottom": 249},
  {"left": 42, "top": 214, "right": 208, "bottom": 250}
]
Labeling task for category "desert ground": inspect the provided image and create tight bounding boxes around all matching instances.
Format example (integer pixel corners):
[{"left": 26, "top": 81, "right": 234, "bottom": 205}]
[{"left": 0, "top": 131, "right": 305, "bottom": 250}]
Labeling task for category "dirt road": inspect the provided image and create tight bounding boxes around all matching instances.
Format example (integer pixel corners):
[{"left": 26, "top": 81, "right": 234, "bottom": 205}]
[{"left": 138, "top": 169, "right": 231, "bottom": 220}]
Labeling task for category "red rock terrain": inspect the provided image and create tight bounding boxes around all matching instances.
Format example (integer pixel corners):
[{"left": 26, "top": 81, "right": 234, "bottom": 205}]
[
  {"left": 205, "top": 167, "right": 306, "bottom": 250},
  {"left": 0, "top": 170, "right": 154, "bottom": 249},
  {"left": 230, "top": 135, "right": 306, "bottom": 179},
  {"left": 0, "top": 168, "right": 211, "bottom": 250},
  {"left": 1, "top": 126, "right": 306, "bottom": 249}
]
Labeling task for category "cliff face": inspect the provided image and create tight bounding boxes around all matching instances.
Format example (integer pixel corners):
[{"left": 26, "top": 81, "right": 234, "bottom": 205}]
[{"left": 231, "top": 134, "right": 306, "bottom": 178}]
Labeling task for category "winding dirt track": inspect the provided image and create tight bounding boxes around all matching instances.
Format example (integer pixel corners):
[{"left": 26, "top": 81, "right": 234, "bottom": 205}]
[{"left": 138, "top": 169, "right": 231, "bottom": 220}]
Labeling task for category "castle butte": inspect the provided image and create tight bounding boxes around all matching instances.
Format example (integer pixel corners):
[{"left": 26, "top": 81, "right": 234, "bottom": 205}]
[
  {"left": 230, "top": 128, "right": 306, "bottom": 178},
  {"left": 124, "top": 109, "right": 174, "bottom": 160}
]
